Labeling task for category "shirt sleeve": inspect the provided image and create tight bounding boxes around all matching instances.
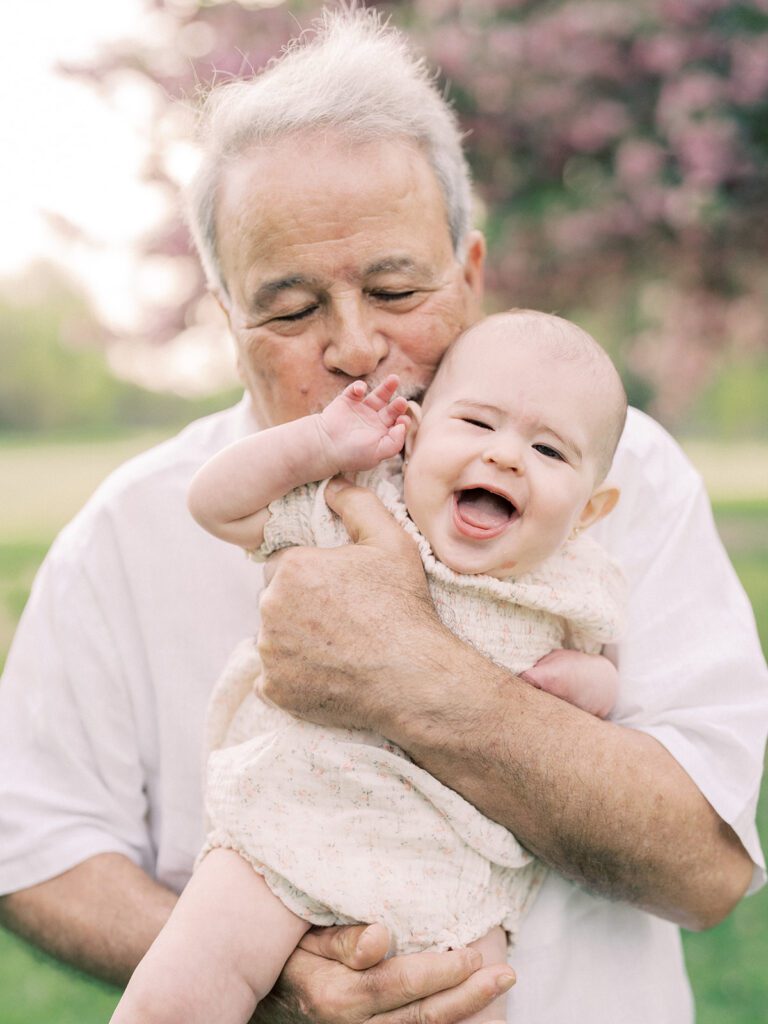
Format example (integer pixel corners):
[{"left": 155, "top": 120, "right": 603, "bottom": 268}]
[
  {"left": 0, "top": 518, "right": 153, "bottom": 894},
  {"left": 595, "top": 412, "right": 768, "bottom": 894},
  {"left": 248, "top": 483, "right": 319, "bottom": 562}
]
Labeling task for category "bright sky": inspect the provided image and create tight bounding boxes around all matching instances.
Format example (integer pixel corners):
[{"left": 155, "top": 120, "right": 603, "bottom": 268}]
[
  {"left": 0, "top": 0, "right": 252, "bottom": 391},
  {"left": 1, "top": 1, "right": 153, "bottom": 284}
]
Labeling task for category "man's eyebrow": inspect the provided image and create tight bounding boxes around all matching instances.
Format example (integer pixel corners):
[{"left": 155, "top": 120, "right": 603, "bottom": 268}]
[
  {"left": 364, "top": 256, "right": 432, "bottom": 277},
  {"left": 249, "top": 275, "right": 320, "bottom": 312}
]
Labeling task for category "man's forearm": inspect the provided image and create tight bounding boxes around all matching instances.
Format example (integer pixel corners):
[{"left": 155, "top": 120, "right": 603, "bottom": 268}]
[
  {"left": 377, "top": 623, "right": 753, "bottom": 930},
  {"left": 0, "top": 853, "right": 177, "bottom": 986}
]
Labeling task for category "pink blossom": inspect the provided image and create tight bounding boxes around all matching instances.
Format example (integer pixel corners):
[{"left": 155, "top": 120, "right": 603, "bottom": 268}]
[
  {"left": 657, "top": 72, "right": 726, "bottom": 133},
  {"left": 673, "top": 119, "right": 740, "bottom": 186},
  {"left": 566, "top": 100, "right": 630, "bottom": 152},
  {"left": 728, "top": 36, "right": 768, "bottom": 104},
  {"left": 615, "top": 139, "right": 666, "bottom": 186},
  {"left": 632, "top": 34, "right": 691, "bottom": 75}
]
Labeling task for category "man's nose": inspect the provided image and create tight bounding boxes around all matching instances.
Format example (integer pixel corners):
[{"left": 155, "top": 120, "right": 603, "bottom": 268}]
[
  {"left": 482, "top": 440, "right": 525, "bottom": 474},
  {"left": 322, "top": 300, "right": 389, "bottom": 377}
]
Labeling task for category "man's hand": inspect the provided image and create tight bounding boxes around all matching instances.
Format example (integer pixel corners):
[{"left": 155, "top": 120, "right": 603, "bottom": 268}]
[
  {"left": 258, "top": 477, "right": 441, "bottom": 730},
  {"left": 316, "top": 375, "right": 410, "bottom": 474},
  {"left": 252, "top": 923, "right": 515, "bottom": 1024}
]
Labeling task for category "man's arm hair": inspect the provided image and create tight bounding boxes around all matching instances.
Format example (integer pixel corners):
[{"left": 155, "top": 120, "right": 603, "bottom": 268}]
[
  {"left": 382, "top": 627, "right": 753, "bottom": 930},
  {"left": 0, "top": 853, "right": 176, "bottom": 987}
]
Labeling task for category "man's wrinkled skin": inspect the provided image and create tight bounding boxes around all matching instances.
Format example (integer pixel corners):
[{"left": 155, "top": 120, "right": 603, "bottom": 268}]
[{"left": 253, "top": 925, "right": 514, "bottom": 1024}]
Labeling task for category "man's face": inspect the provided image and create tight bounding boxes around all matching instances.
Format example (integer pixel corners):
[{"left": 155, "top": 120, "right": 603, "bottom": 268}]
[
  {"left": 403, "top": 325, "right": 607, "bottom": 578},
  {"left": 215, "top": 135, "right": 485, "bottom": 427}
]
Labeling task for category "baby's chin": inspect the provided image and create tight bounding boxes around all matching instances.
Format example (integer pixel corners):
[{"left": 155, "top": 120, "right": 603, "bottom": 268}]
[{"left": 433, "top": 545, "right": 521, "bottom": 580}]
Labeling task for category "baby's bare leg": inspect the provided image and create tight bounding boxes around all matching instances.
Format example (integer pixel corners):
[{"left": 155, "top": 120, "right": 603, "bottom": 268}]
[
  {"left": 459, "top": 926, "right": 510, "bottom": 1024},
  {"left": 111, "top": 849, "right": 310, "bottom": 1024}
]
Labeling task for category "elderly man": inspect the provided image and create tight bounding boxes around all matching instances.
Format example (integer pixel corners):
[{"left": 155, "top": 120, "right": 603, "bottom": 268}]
[{"left": 1, "top": 9, "right": 766, "bottom": 1024}]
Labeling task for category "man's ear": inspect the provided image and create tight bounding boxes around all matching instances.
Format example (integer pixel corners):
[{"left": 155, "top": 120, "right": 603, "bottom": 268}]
[
  {"left": 576, "top": 486, "right": 620, "bottom": 532},
  {"left": 404, "top": 401, "right": 423, "bottom": 460},
  {"left": 461, "top": 230, "right": 486, "bottom": 313}
]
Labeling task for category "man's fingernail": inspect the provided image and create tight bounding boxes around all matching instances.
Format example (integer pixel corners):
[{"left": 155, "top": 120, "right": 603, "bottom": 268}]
[{"left": 496, "top": 971, "right": 516, "bottom": 993}]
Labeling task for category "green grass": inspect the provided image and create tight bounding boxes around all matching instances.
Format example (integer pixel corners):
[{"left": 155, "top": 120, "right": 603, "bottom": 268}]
[
  {"left": 0, "top": 434, "right": 766, "bottom": 1022},
  {"left": 0, "top": 936, "right": 120, "bottom": 1024}
]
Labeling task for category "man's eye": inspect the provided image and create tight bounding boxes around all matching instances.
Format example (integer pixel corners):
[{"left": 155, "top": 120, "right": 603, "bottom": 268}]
[
  {"left": 272, "top": 304, "right": 318, "bottom": 323},
  {"left": 371, "top": 290, "right": 416, "bottom": 302},
  {"left": 533, "top": 443, "right": 565, "bottom": 461},
  {"left": 461, "top": 417, "right": 492, "bottom": 430}
]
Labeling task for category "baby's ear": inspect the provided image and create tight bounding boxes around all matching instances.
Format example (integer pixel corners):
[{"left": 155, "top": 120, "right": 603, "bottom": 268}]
[
  {"left": 576, "top": 486, "right": 620, "bottom": 532},
  {"left": 404, "top": 401, "right": 423, "bottom": 460}
]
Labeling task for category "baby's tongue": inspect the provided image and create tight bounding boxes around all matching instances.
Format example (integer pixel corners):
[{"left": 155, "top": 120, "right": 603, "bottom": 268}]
[{"left": 456, "top": 488, "right": 513, "bottom": 529}]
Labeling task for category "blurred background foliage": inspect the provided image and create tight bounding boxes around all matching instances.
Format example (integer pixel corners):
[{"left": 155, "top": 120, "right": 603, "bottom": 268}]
[{"left": 3, "top": 0, "right": 762, "bottom": 439}]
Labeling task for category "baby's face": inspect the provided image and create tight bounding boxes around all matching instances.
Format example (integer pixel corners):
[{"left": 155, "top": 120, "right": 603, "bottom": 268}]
[{"left": 403, "top": 324, "right": 608, "bottom": 578}]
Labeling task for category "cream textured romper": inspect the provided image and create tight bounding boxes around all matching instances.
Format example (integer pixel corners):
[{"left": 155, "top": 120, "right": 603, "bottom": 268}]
[{"left": 202, "top": 463, "right": 625, "bottom": 953}]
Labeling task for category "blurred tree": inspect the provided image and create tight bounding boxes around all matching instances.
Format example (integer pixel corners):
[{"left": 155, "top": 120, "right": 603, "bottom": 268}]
[
  {"left": 61, "top": 0, "right": 768, "bottom": 426},
  {"left": 0, "top": 266, "right": 238, "bottom": 433}
]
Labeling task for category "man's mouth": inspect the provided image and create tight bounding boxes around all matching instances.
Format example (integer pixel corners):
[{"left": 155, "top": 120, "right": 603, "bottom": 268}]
[{"left": 453, "top": 488, "right": 519, "bottom": 539}]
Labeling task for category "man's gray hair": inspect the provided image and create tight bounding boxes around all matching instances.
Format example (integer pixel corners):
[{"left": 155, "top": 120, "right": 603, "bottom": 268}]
[{"left": 185, "top": 6, "right": 474, "bottom": 294}]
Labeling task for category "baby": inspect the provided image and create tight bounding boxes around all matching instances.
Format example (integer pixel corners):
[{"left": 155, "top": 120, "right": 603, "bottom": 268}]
[{"left": 113, "top": 310, "right": 628, "bottom": 1024}]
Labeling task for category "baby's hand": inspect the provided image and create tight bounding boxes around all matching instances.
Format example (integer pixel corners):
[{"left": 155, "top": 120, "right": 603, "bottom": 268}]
[
  {"left": 317, "top": 375, "right": 410, "bottom": 473},
  {"left": 520, "top": 649, "right": 618, "bottom": 719}
]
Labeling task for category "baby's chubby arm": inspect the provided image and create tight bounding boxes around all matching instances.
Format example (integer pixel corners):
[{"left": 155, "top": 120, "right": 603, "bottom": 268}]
[
  {"left": 187, "top": 375, "right": 409, "bottom": 549},
  {"left": 521, "top": 649, "right": 618, "bottom": 719}
]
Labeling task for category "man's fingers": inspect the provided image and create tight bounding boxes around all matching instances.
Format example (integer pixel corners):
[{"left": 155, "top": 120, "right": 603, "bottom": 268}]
[
  {"left": 261, "top": 547, "right": 289, "bottom": 586},
  {"left": 299, "top": 923, "right": 391, "bottom": 971},
  {"left": 371, "top": 964, "right": 515, "bottom": 1024},
  {"left": 325, "top": 478, "right": 416, "bottom": 555},
  {"left": 341, "top": 947, "right": 484, "bottom": 1018}
]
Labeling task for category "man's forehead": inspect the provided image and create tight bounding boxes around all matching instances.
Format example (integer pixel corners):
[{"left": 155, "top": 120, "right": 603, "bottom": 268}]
[
  {"left": 216, "top": 136, "right": 455, "bottom": 297},
  {"left": 218, "top": 134, "right": 443, "bottom": 221}
]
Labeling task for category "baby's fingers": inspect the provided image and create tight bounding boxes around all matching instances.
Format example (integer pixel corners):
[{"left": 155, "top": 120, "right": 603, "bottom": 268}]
[
  {"left": 379, "top": 395, "right": 409, "bottom": 428},
  {"left": 342, "top": 380, "right": 370, "bottom": 403},
  {"left": 377, "top": 422, "right": 407, "bottom": 460},
  {"left": 363, "top": 374, "right": 400, "bottom": 411}
]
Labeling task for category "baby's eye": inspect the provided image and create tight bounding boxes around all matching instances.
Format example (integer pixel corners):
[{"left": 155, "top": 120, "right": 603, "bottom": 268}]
[
  {"left": 533, "top": 443, "right": 565, "bottom": 461},
  {"left": 461, "top": 417, "right": 493, "bottom": 430}
]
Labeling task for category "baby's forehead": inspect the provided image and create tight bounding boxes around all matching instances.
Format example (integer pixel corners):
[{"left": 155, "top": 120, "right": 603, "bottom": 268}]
[
  {"left": 425, "top": 312, "right": 626, "bottom": 466},
  {"left": 432, "top": 319, "right": 590, "bottom": 394}
]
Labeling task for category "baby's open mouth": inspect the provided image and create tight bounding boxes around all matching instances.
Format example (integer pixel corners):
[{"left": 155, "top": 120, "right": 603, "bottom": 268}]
[{"left": 455, "top": 488, "right": 519, "bottom": 532}]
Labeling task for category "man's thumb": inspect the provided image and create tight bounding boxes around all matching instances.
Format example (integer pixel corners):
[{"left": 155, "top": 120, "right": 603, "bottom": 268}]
[
  {"left": 298, "top": 922, "right": 390, "bottom": 970},
  {"left": 324, "top": 476, "right": 415, "bottom": 554}
]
